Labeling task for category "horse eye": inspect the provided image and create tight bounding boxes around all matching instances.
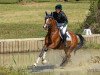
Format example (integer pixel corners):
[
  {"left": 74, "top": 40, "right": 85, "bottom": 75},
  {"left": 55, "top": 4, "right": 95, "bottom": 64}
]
[
  {"left": 45, "top": 18, "right": 47, "bottom": 20},
  {"left": 49, "top": 18, "right": 52, "bottom": 20}
]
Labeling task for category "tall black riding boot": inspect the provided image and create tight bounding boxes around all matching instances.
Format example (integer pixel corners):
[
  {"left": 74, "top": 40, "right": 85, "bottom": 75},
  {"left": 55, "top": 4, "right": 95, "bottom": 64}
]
[{"left": 62, "top": 34, "right": 66, "bottom": 46}]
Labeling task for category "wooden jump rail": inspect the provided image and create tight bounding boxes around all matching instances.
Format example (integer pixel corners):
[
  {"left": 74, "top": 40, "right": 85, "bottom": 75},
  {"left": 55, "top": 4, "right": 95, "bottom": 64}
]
[
  {"left": 83, "top": 34, "right": 100, "bottom": 44},
  {"left": 0, "top": 38, "right": 44, "bottom": 54},
  {"left": 0, "top": 34, "right": 100, "bottom": 54}
]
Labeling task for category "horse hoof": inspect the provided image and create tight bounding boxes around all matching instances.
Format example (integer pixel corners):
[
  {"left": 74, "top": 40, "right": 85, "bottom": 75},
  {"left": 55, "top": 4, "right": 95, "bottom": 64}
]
[
  {"left": 42, "top": 60, "right": 47, "bottom": 64},
  {"left": 33, "top": 63, "right": 37, "bottom": 67}
]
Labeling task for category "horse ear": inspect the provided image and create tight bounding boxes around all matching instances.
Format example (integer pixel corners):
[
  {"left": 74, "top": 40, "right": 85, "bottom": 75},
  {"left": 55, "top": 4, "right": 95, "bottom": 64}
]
[
  {"left": 51, "top": 12, "right": 53, "bottom": 17},
  {"left": 45, "top": 11, "right": 48, "bottom": 16}
]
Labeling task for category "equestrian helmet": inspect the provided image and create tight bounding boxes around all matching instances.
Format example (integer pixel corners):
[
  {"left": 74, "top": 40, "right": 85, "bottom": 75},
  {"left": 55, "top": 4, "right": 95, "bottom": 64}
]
[{"left": 55, "top": 4, "right": 62, "bottom": 10}]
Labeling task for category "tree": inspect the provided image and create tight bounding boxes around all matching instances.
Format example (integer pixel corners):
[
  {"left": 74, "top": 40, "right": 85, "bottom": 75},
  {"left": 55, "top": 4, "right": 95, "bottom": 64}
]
[{"left": 83, "top": 0, "right": 100, "bottom": 33}]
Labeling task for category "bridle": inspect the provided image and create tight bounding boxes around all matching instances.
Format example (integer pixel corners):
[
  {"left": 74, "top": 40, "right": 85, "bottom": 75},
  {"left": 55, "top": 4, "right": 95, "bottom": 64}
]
[{"left": 43, "top": 16, "right": 53, "bottom": 29}]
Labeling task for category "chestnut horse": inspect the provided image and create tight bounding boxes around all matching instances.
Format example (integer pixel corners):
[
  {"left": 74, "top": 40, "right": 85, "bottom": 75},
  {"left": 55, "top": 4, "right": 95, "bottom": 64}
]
[{"left": 34, "top": 12, "right": 85, "bottom": 67}]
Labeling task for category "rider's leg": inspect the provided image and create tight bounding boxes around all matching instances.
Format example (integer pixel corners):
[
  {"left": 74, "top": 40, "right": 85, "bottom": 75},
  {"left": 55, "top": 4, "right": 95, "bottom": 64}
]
[{"left": 61, "top": 24, "right": 67, "bottom": 45}]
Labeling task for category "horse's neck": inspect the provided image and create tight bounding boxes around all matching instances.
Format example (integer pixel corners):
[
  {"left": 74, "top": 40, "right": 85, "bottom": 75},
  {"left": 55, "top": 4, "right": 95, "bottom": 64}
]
[
  {"left": 50, "top": 20, "right": 58, "bottom": 32},
  {"left": 47, "top": 20, "right": 58, "bottom": 37}
]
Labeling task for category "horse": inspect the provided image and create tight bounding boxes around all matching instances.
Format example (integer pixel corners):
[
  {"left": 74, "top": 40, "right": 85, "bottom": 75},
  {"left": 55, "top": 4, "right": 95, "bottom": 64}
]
[{"left": 34, "top": 12, "right": 85, "bottom": 67}]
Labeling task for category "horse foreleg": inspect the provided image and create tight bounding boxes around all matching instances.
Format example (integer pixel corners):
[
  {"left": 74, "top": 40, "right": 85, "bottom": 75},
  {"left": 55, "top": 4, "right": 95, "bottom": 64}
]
[
  {"left": 34, "top": 46, "right": 48, "bottom": 66},
  {"left": 34, "top": 57, "right": 41, "bottom": 67},
  {"left": 33, "top": 50, "right": 44, "bottom": 67},
  {"left": 41, "top": 51, "right": 47, "bottom": 64}
]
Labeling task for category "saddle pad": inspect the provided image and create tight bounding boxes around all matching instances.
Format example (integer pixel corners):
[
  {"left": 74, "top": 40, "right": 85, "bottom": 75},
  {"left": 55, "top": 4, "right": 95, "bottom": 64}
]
[{"left": 66, "top": 31, "right": 72, "bottom": 41}]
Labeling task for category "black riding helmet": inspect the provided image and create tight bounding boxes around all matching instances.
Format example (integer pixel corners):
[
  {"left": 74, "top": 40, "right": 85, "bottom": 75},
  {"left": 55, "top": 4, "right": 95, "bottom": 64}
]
[{"left": 55, "top": 4, "right": 62, "bottom": 10}]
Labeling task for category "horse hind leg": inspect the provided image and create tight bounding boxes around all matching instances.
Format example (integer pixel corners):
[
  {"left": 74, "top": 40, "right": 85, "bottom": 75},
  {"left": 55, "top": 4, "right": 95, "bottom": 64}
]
[
  {"left": 60, "top": 48, "right": 72, "bottom": 67},
  {"left": 60, "top": 55, "right": 68, "bottom": 67},
  {"left": 60, "top": 54, "right": 71, "bottom": 67},
  {"left": 60, "top": 49, "right": 68, "bottom": 67}
]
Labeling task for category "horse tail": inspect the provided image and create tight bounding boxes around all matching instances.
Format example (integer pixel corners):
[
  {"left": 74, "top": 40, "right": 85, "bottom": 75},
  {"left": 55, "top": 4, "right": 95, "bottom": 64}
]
[{"left": 74, "top": 34, "right": 85, "bottom": 54}]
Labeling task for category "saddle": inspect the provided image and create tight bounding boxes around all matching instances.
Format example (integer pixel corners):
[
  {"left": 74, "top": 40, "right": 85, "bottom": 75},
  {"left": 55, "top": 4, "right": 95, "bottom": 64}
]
[{"left": 59, "top": 31, "right": 72, "bottom": 41}]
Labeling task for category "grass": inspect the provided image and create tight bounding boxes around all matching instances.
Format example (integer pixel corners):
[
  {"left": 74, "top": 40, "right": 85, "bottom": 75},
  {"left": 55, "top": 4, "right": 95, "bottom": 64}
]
[
  {"left": 0, "top": 2, "right": 90, "bottom": 39},
  {"left": 0, "top": 66, "right": 28, "bottom": 75},
  {"left": 0, "top": 0, "right": 90, "bottom": 4},
  {"left": 83, "top": 42, "right": 100, "bottom": 49}
]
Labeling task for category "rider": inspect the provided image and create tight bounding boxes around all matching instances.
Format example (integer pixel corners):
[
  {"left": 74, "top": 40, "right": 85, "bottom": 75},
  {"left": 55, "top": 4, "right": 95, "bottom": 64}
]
[{"left": 53, "top": 4, "right": 68, "bottom": 45}]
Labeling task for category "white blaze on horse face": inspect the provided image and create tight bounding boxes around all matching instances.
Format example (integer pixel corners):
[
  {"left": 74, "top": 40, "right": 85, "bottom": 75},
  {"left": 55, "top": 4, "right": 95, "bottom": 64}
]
[
  {"left": 46, "top": 18, "right": 49, "bottom": 24},
  {"left": 44, "top": 19, "right": 49, "bottom": 28}
]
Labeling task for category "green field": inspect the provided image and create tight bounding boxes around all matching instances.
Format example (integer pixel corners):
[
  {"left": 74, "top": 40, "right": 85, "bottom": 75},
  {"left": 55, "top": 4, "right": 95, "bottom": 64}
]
[{"left": 0, "top": 2, "right": 90, "bottom": 39}]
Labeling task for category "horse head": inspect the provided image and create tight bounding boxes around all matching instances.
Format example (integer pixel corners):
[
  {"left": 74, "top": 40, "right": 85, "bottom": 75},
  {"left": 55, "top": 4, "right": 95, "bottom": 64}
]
[{"left": 43, "top": 12, "right": 57, "bottom": 30}]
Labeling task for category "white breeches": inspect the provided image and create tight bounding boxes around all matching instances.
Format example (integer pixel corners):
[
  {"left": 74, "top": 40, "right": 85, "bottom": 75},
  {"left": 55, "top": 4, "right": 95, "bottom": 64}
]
[{"left": 58, "top": 23, "right": 68, "bottom": 35}]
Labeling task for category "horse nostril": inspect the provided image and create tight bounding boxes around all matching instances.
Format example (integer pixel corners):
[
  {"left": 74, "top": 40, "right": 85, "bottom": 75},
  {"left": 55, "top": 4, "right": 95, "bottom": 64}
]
[
  {"left": 43, "top": 25, "right": 45, "bottom": 28},
  {"left": 43, "top": 24, "right": 47, "bottom": 28}
]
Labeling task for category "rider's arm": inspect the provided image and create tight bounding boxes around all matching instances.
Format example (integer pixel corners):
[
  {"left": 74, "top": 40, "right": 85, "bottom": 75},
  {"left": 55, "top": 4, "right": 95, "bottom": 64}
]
[
  {"left": 53, "top": 12, "right": 57, "bottom": 20},
  {"left": 60, "top": 11, "right": 68, "bottom": 24}
]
